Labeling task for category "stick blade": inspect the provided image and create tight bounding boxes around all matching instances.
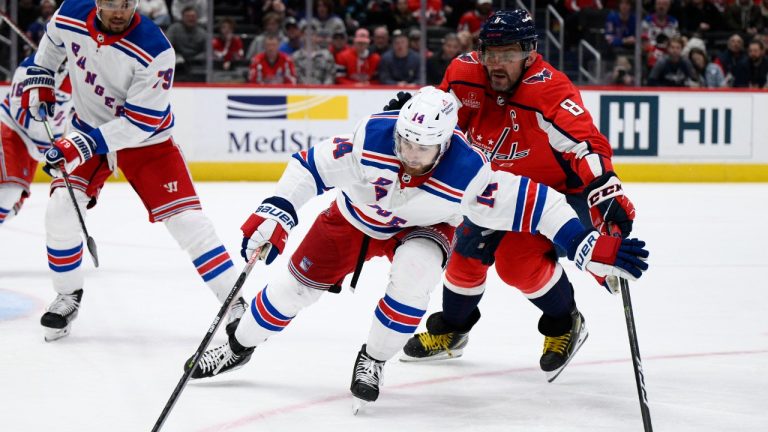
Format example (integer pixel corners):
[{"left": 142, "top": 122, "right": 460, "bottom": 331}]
[{"left": 86, "top": 235, "right": 99, "bottom": 268}]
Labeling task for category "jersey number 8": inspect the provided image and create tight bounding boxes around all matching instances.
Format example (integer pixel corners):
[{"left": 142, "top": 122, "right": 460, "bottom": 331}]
[{"left": 560, "top": 98, "right": 584, "bottom": 116}]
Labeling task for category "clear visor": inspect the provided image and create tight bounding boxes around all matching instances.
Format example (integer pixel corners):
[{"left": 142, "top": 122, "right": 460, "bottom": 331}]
[
  {"left": 395, "top": 133, "right": 442, "bottom": 169},
  {"left": 480, "top": 46, "right": 531, "bottom": 65},
  {"left": 97, "top": 0, "right": 138, "bottom": 12}
]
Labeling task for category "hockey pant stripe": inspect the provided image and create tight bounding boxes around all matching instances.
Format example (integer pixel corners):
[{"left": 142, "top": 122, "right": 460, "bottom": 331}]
[{"left": 251, "top": 288, "right": 294, "bottom": 331}]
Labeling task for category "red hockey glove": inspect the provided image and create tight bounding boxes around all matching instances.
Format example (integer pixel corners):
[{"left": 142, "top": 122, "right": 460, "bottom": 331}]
[
  {"left": 584, "top": 172, "right": 635, "bottom": 237},
  {"left": 241, "top": 197, "right": 298, "bottom": 264}
]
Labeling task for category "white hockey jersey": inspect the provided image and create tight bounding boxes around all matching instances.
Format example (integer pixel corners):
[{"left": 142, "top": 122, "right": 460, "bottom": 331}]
[
  {"left": 32, "top": 0, "right": 175, "bottom": 154},
  {"left": 274, "top": 112, "right": 490, "bottom": 239},
  {"left": 0, "top": 56, "right": 73, "bottom": 162}
]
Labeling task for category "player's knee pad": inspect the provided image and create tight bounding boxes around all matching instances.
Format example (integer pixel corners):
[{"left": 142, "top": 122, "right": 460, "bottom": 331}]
[
  {"left": 496, "top": 253, "right": 558, "bottom": 295},
  {"left": 164, "top": 210, "right": 217, "bottom": 251},
  {"left": 0, "top": 184, "right": 24, "bottom": 223},
  {"left": 388, "top": 238, "right": 444, "bottom": 307},
  {"left": 270, "top": 268, "right": 325, "bottom": 315},
  {"left": 45, "top": 187, "right": 88, "bottom": 242}
]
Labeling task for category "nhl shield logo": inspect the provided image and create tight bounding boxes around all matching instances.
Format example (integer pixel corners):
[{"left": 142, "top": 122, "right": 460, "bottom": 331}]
[{"left": 97, "top": 33, "right": 105, "bottom": 43}]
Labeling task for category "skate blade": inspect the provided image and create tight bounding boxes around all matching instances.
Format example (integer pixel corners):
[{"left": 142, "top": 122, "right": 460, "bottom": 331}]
[
  {"left": 352, "top": 397, "right": 369, "bottom": 415},
  {"left": 44, "top": 326, "right": 71, "bottom": 342},
  {"left": 399, "top": 348, "right": 464, "bottom": 363},
  {"left": 545, "top": 330, "right": 589, "bottom": 383}
]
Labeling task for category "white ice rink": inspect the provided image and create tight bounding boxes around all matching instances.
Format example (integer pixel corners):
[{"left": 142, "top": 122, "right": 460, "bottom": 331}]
[{"left": 1, "top": 182, "right": 766, "bottom": 432}]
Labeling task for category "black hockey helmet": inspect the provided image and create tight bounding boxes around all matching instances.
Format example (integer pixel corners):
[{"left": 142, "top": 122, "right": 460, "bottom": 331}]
[{"left": 479, "top": 9, "right": 538, "bottom": 54}]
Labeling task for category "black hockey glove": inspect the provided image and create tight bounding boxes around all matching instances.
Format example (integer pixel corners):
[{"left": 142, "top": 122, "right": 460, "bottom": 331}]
[{"left": 383, "top": 91, "right": 413, "bottom": 111}]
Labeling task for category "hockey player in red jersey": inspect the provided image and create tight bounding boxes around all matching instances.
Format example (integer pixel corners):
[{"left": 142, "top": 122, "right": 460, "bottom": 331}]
[{"left": 400, "top": 9, "right": 637, "bottom": 381}]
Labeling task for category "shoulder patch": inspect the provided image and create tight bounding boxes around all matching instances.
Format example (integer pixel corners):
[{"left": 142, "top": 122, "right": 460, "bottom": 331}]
[
  {"left": 523, "top": 68, "right": 552, "bottom": 84},
  {"left": 457, "top": 53, "right": 480, "bottom": 64}
]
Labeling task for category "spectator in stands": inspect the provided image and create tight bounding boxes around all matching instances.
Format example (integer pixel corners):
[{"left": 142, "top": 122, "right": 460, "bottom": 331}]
[
  {"left": 280, "top": 17, "right": 304, "bottom": 55},
  {"left": 643, "top": 0, "right": 680, "bottom": 46},
  {"left": 679, "top": 0, "right": 723, "bottom": 37},
  {"left": 457, "top": 29, "right": 475, "bottom": 53},
  {"left": 608, "top": 55, "right": 635, "bottom": 85},
  {"left": 394, "top": 0, "right": 419, "bottom": 30},
  {"left": 717, "top": 33, "right": 746, "bottom": 84},
  {"left": 26, "top": 0, "right": 56, "bottom": 47},
  {"left": 406, "top": 0, "right": 447, "bottom": 26},
  {"left": 427, "top": 32, "right": 460, "bottom": 84},
  {"left": 249, "top": 34, "right": 297, "bottom": 84},
  {"left": 301, "top": 0, "right": 346, "bottom": 37},
  {"left": 725, "top": 0, "right": 764, "bottom": 37},
  {"left": 246, "top": 12, "right": 286, "bottom": 60},
  {"left": 293, "top": 27, "right": 337, "bottom": 85},
  {"left": 605, "top": 0, "right": 637, "bottom": 52},
  {"left": 732, "top": 39, "right": 768, "bottom": 87},
  {"left": 172, "top": 0, "right": 208, "bottom": 25},
  {"left": 648, "top": 36, "right": 697, "bottom": 86},
  {"left": 336, "top": 28, "right": 381, "bottom": 85},
  {"left": 213, "top": 18, "right": 244, "bottom": 71},
  {"left": 138, "top": 0, "right": 171, "bottom": 29},
  {"left": 372, "top": 26, "right": 391, "bottom": 56},
  {"left": 166, "top": 6, "right": 207, "bottom": 78},
  {"left": 329, "top": 30, "right": 350, "bottom": 62},
  {"left": 647, "top": 33, "right": 670, "bottom": 69},
  {"left": 366, "top": 0, "right": 398, "bottom": 30},
  {"left": 408, "top": 28, "right": 433, "bottom": 58},
  {"left": 688, "top": 47, "right": 726, "bottom": 87},
  {"left": 458, "top": 0, "right": 494, "bottom": 38},
  {"left": 378, "top": 29, "right": 420, "bottom": 85}
]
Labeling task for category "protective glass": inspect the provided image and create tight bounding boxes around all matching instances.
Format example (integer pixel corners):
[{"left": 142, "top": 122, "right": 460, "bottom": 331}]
[
  {"left": 97, "top": 0, "right": 138, "bottom": 11},
  {"left": 480, "top": 46, "right": 530, "bottom": 65}
]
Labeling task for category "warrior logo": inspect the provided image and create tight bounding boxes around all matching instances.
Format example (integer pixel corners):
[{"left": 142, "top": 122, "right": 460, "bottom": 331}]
[{"left": 523, "top": 68, "right": 552, "bottom": 84}]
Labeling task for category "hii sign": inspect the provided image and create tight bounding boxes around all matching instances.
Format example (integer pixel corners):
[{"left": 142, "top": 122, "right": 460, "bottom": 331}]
[
  {"left": 599, "top": 96, "right": 659, "bottom": 156},
  {"left": 678, "top": 108, "right": 732, "bottom": 145}
]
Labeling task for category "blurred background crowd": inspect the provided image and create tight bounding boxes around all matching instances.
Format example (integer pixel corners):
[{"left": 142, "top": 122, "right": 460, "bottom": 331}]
[{"left": 1, "top": 0, "right": 767, "bottom": 87}]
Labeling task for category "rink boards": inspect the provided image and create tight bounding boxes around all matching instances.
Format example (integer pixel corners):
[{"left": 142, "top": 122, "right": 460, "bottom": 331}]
[{"left": 1, "top": 84, "right": 765, "bottom": 182}]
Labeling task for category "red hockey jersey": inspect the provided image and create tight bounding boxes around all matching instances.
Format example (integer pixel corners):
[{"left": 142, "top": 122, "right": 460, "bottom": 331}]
[{"left": 438, "top": 52, "right": 614, "bottom": 194}]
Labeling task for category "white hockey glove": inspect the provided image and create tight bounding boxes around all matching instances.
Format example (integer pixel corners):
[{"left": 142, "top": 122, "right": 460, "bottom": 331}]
[
  {"left": 240, "top": 197, "right": 298, "bottom": 265},
  {"left": 44, "top": 131, "right": 97, "bottom": 176},
  {"left": 21, "top": 66, "right": 56, "bottom": 121}
]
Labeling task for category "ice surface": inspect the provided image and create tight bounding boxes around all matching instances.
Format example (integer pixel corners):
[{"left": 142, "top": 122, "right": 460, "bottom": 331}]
[{"left": 1, "top": 182, "right": 766, "bottom": 432}]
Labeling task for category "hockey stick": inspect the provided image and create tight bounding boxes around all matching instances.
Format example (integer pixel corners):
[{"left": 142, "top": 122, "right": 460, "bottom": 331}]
[
  {"left": 349, "top": 234, "right": 370, "bottom": 291},
  {"left": 40, "top": 109, "right": 100, "bottom": 267},
  {"left": 151, "top": 249, "right": 261, "bottom": 432},
  {"left": 609, "top": 224, "right": 652, "bottom": 431}
]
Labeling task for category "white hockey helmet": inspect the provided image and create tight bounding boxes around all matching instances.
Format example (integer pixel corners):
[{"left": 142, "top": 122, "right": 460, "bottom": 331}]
[{"left": 394, "top": 86, "right": 459, "bottom": 170}]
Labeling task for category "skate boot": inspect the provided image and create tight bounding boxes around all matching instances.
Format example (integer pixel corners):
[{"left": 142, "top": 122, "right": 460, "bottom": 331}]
[
  {"left": 400, "top": 310, "right": 479, "bottom": 362},
  {"left": 539, "top": 308, "right": 589, "bottom": 382},
  {"left": 40, "top": 289, "right": 83, "bottom": 342},
  {"left": 187, "top": 332, "right": 255, "bottom": 379},
  {"left": 225, "top": 296, "right": 247, "bottom": 337},
  {"left": 350, "top": 344, "right": 385, "bottom": 415}
]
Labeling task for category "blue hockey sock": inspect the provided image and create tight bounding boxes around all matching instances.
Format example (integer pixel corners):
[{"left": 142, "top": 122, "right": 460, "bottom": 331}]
[{"left": 442, "top": 285, "right": 483, "bottom": 330}]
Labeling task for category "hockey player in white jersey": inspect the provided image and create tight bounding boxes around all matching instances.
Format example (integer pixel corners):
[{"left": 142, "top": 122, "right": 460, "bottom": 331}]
[
  {"left": 0, "top": 57, "right": 72, "bottom": 226},
  {"left": 185, "top": 87, "right": 649, "bottom": 413},
  {"left": 20, "top": 0, "right": 245, "bottom": 341}
]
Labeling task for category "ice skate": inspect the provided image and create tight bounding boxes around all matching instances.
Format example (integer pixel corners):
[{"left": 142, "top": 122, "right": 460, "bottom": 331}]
[
  {"left": 350, "top": 344, "right": 385, "bottom": 415},
  {"left": 187, "top": 333, "right": 254, "bottom": 379},
  {"left": 400, "top": 311, "right": 476, "bottom": 362},
  {"left": 40, "top": 289, "right": 83, "bottom": 342},
  {"left": 225, "top": 296, "right": 247, "bottom": 337},
  {"left": 540, "top": 308, "right": 589, "bottom": 382}
]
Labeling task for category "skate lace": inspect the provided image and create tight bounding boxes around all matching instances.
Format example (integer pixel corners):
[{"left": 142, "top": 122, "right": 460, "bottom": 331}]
[
  {"left": 543, "top": 332, "right": 572, "bottom": 355},
  {"left": 417, "top": 332, "right": 453, "bottom": 353},
  {"left": 197, "top": 344, "right": 237, "bottom": 376},
  {"left": 47, "top": 292, "right": 80, "bottom": 316},
  {"left": 228, "top": 297, "right": 247, "bottom": 322},
  {"left": 355, "top": 355, "right": 384, "bottom": 388}
]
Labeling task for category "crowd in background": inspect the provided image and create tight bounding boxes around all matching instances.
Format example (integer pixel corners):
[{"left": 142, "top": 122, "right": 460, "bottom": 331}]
[{"left": 4, "top": 0, "right": 768, "bottom": 87}]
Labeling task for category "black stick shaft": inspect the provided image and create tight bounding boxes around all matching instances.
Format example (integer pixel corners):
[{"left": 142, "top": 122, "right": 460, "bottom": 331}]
[
  {"left": 349, "top": 235, "right": 370, "bottom": 289},
  {"left": 151, "top": 252, "right": 260, "bottom": 432},
  {"left": 620, "top": 277, "right": 653, "bottom": 431}
]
